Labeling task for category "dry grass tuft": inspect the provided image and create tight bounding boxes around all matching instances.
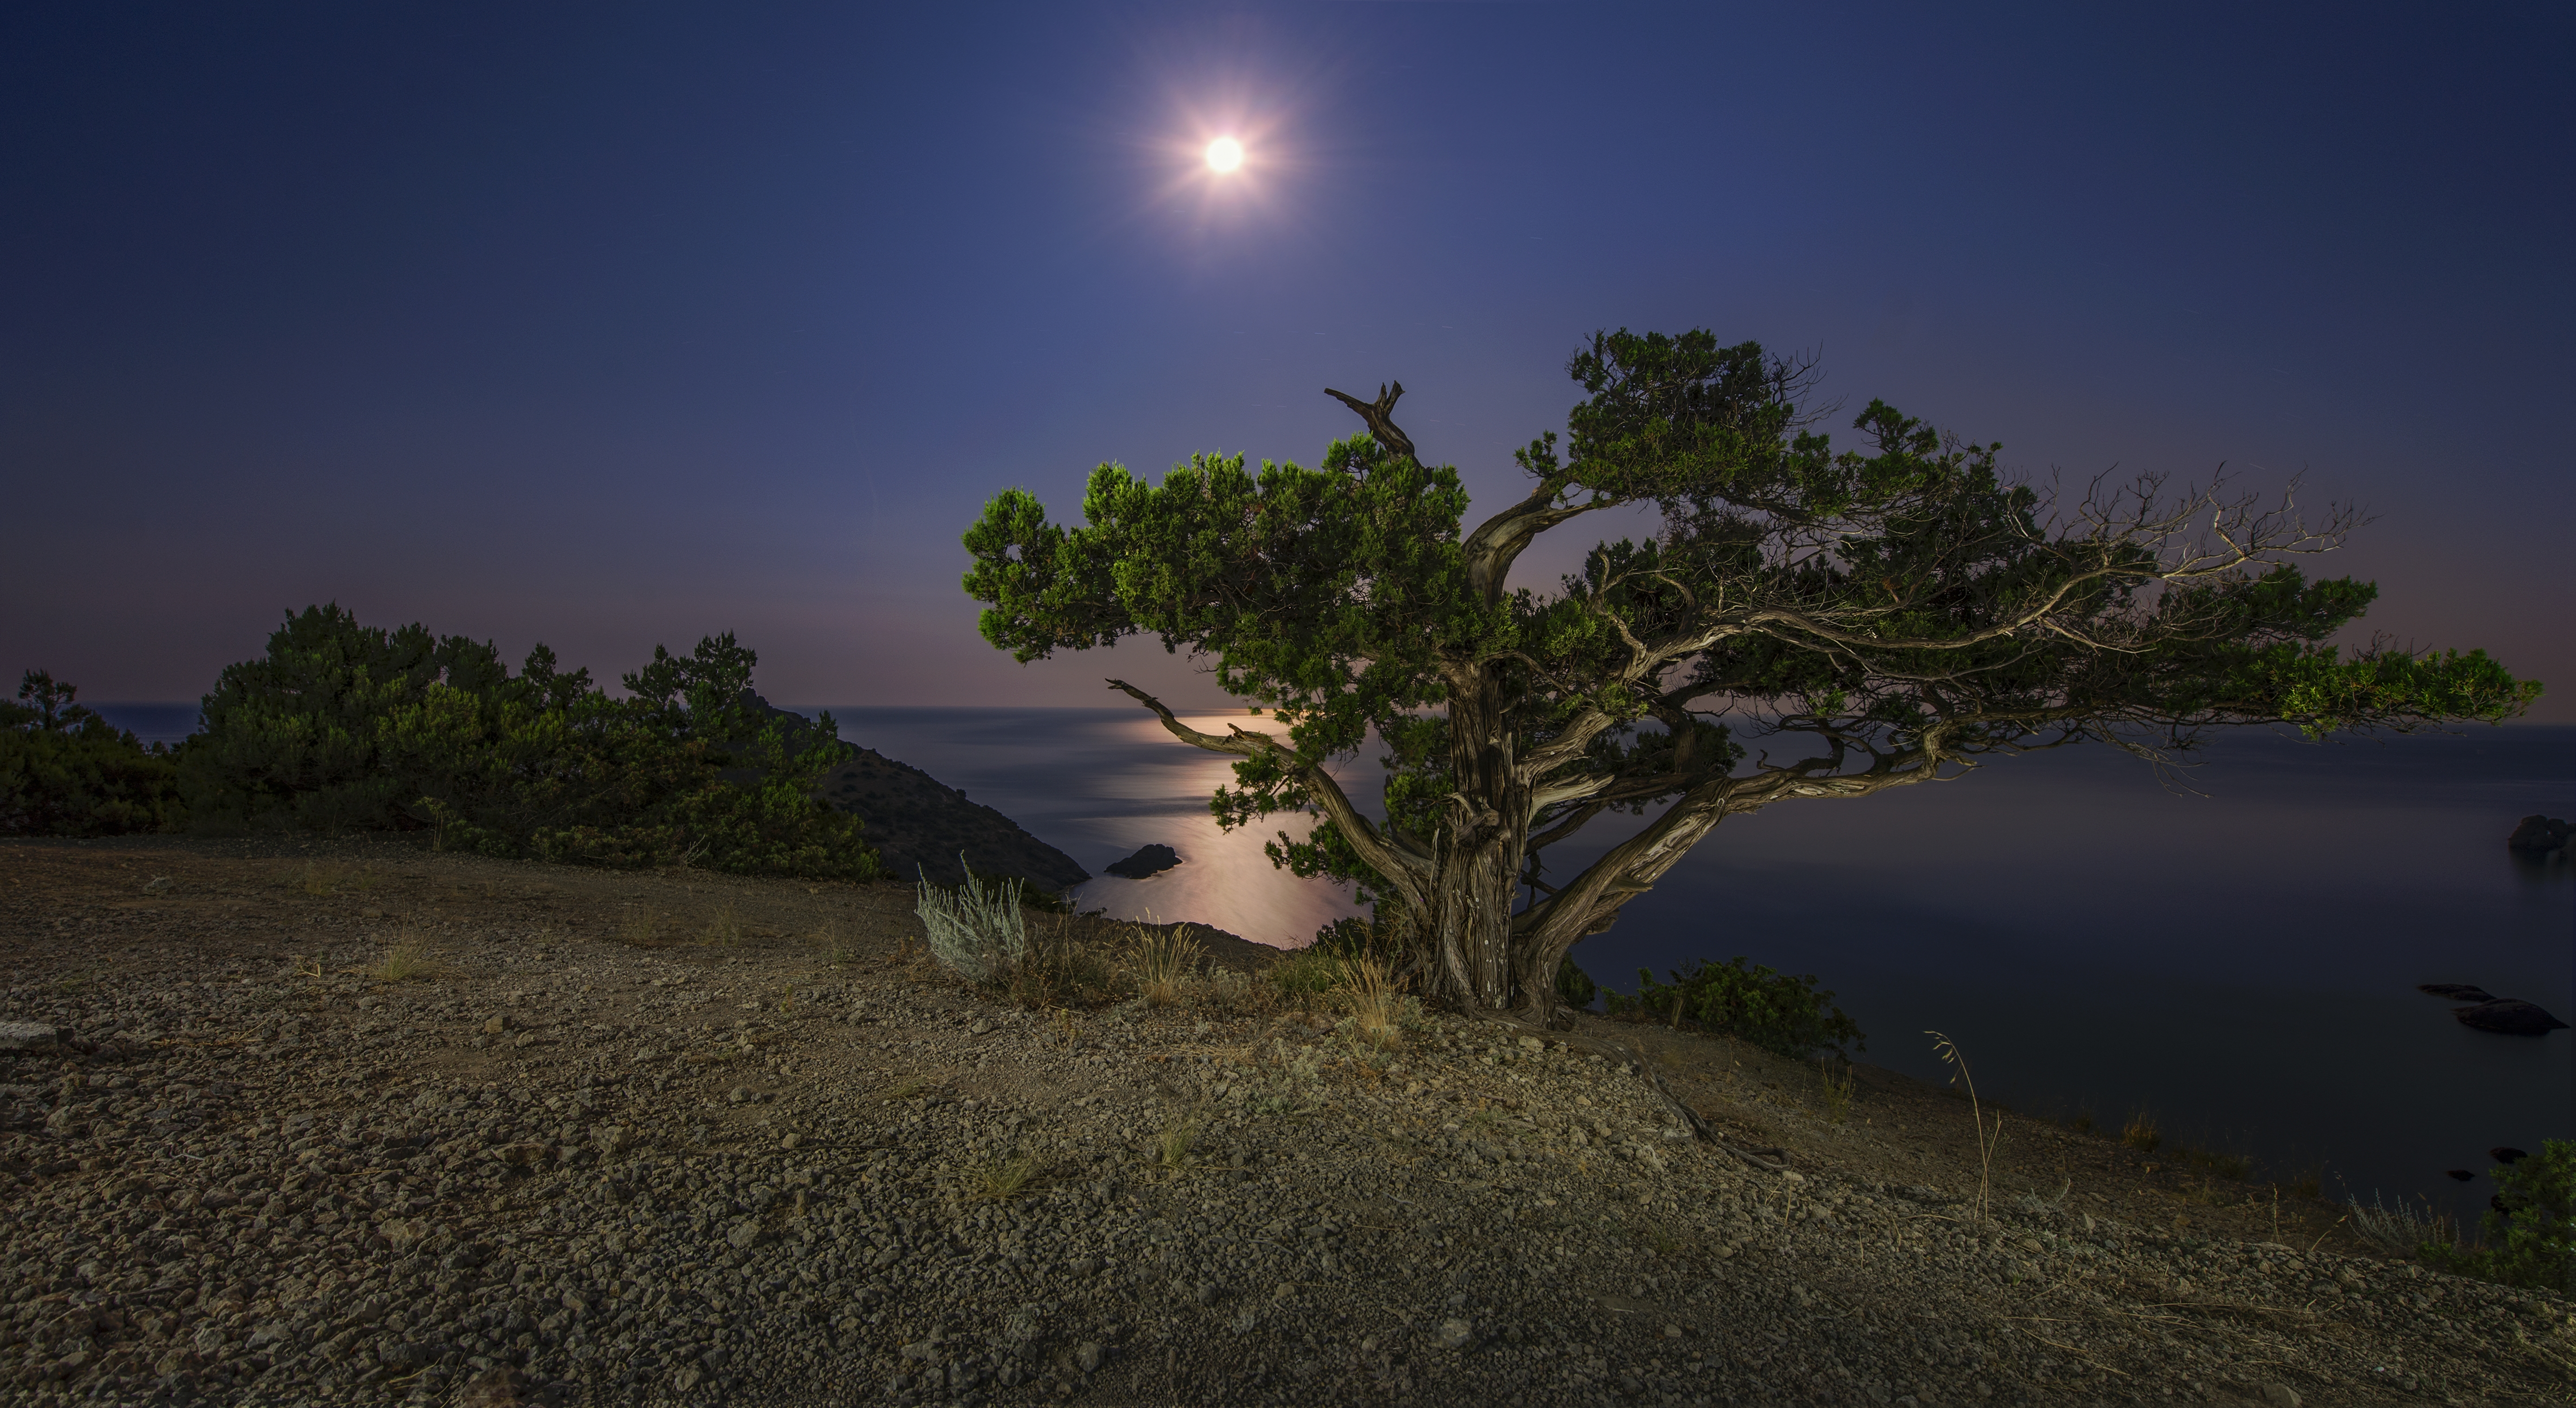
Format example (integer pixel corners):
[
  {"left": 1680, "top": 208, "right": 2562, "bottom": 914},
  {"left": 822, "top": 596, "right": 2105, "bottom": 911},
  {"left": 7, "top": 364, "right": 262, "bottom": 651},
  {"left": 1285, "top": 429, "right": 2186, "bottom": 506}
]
[
  {"left": 367, "top": 932, "right": 442, "bottom": 983},
  {"left": 615, "top": 910, "right": 662, "bottom": 946},
  {"left": 1815, "top": 1057, "right": 1856, "bottom": 1123},
  {"left": 1927, "top": 1029, "right": 2004, "bottom": 1224},
  {"left": 1149, "top": 1112, "right": 1202, "bottom": 1176},
  {"left": 2122, "top": 1110, "right": 2163, "bottom": 1154},
  {"left": 1130, "top": 924, "right": 1204, "bottom": 1008},
  {"left": 704, "top": 902, "right": 743, "bottom": 948},
  {"left": 1334, "top": 959, "right": 1404, "bottom": 1050},
  {"left": 2348, "top": 1191, "right": 2455, "bottom": 1256},
  {"left": 960, "top": 1149, "right": 1046, "bottom": 1202}
]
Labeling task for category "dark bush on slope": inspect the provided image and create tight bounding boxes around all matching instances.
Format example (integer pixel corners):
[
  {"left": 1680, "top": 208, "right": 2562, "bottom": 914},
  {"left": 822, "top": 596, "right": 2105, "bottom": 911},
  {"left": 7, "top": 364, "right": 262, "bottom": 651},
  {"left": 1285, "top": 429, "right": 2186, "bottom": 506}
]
[{"left": 178, "top": 604, "right": 880, "bottom": 880}]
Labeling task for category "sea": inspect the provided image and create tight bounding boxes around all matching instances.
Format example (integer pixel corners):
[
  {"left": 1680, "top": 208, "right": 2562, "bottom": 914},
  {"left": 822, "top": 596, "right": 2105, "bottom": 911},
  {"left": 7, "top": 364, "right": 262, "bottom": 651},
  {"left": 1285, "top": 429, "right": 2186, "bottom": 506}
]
[{"left": 95, "top": 700, "right": 2574, "bottom": 1231}]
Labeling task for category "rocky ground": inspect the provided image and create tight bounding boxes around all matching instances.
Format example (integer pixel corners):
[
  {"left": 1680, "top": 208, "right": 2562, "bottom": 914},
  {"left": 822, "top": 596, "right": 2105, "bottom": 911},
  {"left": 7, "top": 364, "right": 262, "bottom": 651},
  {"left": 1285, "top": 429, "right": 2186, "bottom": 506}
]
[{"left": 2, "top": 836, "right": 2570, "bottom": 1408}]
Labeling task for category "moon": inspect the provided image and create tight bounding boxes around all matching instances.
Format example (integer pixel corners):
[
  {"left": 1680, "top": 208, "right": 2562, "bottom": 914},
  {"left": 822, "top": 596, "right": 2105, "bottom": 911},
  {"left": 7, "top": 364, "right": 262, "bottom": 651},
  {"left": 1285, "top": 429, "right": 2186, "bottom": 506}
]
[{"left": 1204, "top": 138, "right": 1244, "bottom": 173}]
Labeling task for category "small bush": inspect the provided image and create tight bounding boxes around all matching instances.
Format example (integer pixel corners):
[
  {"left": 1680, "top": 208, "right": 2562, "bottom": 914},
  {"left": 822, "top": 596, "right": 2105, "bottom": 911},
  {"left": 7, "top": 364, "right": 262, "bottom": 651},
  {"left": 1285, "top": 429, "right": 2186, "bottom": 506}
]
[
  {"left": 916, "top": 865, "right": 1025, "bottom": 982},
  {"left": 0, "top": 670, "right": 181, "bottom": 836},
  {"left": 994, "top": 913, "right": 1117, "bottom": 1010},
  {"left": 1556, "top": 953, "right": 1598, "bottom": 1010},
  {"left": 1606, "top": 956, "right": 1864, "bottom": 1057},
  {"left": 1266, "top": 947, "right": 1348, "bottom": 1004},
  {"left": 2422, "top": 1140, "right": 2576, "bottom": 1293}
]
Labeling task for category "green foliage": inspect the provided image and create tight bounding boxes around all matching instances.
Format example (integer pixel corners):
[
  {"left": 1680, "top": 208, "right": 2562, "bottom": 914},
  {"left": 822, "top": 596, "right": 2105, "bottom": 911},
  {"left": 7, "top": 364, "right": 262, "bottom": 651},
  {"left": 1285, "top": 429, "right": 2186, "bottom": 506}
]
[
  {"left": 962, "top": 327, "right": 2539, "bottom": 1012},
  {"left": 2423, "top": 1141, "right": 2576, "bottom": 1294},
  {"left": 177, "top": 604, "right": 879, "bottom": 880},
  {"left": 0, "top": 670, "right": 182, "bottom": 836},
  {"left": 1555, "top": 953, "right": 1598, "bottom": 1010},
  {"left": 1605, "top": 956, "right": 1864, "bottom": 1058}
]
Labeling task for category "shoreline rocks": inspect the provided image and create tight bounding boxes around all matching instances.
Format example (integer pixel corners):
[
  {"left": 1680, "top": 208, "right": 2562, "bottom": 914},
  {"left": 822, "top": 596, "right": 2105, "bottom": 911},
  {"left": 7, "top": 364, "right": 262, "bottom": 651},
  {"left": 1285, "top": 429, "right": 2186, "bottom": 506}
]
[{"left": 2452, "top": 998, "right": 2570, "bottom": 1035}]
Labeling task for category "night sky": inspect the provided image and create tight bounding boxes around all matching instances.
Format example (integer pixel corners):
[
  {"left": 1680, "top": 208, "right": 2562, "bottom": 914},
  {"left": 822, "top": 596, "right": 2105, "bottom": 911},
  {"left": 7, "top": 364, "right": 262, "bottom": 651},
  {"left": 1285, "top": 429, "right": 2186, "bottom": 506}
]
[{"left": 6, "top": 5, "right": 2570, "bottom": 721}]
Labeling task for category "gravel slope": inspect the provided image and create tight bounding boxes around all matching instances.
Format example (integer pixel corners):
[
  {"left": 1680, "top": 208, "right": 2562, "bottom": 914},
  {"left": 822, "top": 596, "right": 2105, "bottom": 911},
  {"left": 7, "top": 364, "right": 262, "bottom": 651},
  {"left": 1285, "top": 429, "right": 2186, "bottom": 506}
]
[{"left": 2, "top": 838, "right": 2569, "bottom": 1408}]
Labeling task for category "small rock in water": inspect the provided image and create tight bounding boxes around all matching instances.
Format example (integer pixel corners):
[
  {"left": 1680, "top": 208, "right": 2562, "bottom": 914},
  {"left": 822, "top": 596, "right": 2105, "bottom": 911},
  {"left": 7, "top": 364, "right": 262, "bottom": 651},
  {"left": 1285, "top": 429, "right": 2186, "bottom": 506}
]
[
  {"left": 2490, "top": 1146, "right": 2529, "bottom": 1164},
  {"left": 1105, "top": 844, "right": 1182, "bottom": 879},
  {"left": 2444, "top": 1169, "right": 2473, "bottom": 1181},
  {"left": 2452, "top": 999, "right": 2570, "bottom": 1035},
  {"left": 2417, "top": 983, "right": 2497, "bottom": 1002},
  {"left": 2505, "top": 814, "right": 2571, "bottom": 853}
]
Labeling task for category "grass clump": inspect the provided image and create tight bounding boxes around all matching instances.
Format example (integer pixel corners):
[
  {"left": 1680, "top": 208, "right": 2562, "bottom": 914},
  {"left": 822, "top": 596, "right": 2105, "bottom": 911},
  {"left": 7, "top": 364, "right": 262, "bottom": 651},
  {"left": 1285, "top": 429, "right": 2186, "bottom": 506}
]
[
  {"left": 916, "top": 862, "right": 1025, "bottom": 982},
  {"left": 1334, "top": 959, "right": 1405, "bottom": 1051},
  {"left": 1609, "top": 956, "right": 1863, "bottom": 1057},
  {"left": 703, "top": 902, "right": 743, "bottom": 948},
  {"left": 1266, "top": 947, "right": 1348, "bottom": 1006},
  {"left": 616, "top": 909, "right": 661, "bottom": 946},
  {"left": 2121, "top": 1110, "right": 2162, "bottom": 1154},
  {"left": 1129, "top": 923, "right": 1202, "bottom": 1008},
  {"left": 2349, "top": 1192, "right": 2456, "bottom": 1258},
  {"left": 1149, "top": 1113, "right": 1202, "bottom": 1176},
  {"left": 1815, "top": 1057, "right": 1856, "bottom": 1123},
  {"left": 994, "top": 913, "right": 1116, "bottom": 1010},
  {"left": 367, "top": 932, "right": 441, "bottom": 982},
  {"left": 959, "top": 1150, "right": 1046, "bottom": 1203},
  {"left": 2421, "top": 1140, "right": 2576, "bottom": 1293}
]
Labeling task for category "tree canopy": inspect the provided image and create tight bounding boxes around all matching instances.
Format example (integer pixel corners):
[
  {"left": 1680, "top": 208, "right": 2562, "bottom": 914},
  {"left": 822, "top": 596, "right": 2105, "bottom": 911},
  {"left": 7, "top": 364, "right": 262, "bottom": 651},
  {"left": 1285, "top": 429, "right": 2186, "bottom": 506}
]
[{"left": 964, "top": 330, "right": 2538, "bottom": 1018}]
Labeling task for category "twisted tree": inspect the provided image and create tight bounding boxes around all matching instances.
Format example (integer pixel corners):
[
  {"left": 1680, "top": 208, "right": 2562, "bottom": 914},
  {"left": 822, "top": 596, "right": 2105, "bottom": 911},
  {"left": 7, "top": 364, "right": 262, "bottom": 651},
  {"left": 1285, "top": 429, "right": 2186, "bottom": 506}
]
[{"left": 963, "top": 330, "right": 2537, "bottom": 1021}]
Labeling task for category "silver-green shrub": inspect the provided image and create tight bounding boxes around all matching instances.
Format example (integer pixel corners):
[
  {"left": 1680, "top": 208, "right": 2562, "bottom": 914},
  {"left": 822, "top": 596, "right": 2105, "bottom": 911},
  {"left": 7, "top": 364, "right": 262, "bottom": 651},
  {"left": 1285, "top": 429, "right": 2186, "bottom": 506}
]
[{"left": 915, "top": 862, "right": 1025, "bottom": 982}]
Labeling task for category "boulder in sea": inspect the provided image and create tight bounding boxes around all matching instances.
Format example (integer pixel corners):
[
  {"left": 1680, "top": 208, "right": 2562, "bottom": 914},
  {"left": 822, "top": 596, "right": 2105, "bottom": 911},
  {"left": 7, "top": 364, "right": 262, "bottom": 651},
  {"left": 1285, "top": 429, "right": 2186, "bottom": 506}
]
[
  {"left": 1104, "top": 844, "right": 1182, "bottom": 879},
  {"left": 2452, "top": 999, "right": 2570, "bottom": 1036},
  {"left": 2505, "top": 814, "right": 2571, "bottom": 853},
  {"left": 2418, "top": 983, "right": 2498, "bottom": 1002},
  {"left": 2489, "top": 1146, "right": 2529, "bottom": 1165}
]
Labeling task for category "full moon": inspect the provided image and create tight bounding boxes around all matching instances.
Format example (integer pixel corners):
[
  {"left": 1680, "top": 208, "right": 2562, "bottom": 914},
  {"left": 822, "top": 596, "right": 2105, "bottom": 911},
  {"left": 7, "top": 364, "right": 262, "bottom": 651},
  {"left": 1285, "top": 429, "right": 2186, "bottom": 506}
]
[{"left": 1205, "top": 137, "right": 1244, "bottom": 173}]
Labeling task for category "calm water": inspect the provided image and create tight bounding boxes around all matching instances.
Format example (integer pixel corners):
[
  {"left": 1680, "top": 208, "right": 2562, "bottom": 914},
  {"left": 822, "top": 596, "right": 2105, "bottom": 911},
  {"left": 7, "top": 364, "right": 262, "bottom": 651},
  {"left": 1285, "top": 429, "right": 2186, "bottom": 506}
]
[
  {"left": 98, "top": 699, "right": 2572, "bottom": 1225},
  {"left": 817, "top": 707, "right": 2572, "bottom": 1232}
]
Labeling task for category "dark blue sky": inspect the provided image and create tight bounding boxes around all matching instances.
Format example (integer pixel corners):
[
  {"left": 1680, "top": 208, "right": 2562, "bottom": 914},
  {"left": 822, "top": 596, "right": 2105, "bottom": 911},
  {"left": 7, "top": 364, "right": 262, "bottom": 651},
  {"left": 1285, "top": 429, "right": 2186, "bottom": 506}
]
[{"left": 6, "top": 4, "right": 2570, "bottom": 720}]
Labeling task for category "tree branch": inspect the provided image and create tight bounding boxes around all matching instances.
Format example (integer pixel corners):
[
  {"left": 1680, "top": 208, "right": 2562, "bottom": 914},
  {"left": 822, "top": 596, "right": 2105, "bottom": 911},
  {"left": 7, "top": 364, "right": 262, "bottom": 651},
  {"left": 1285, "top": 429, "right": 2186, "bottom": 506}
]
[{"left": 1103, "top": 679, "right": 1432, "bottom": 895}]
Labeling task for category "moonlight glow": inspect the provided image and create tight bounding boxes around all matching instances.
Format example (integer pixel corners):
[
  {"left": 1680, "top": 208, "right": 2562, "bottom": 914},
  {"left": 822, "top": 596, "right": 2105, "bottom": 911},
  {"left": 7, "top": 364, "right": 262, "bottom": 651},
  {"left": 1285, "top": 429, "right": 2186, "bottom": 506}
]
[{"left": 1204, "top": 137, "right": 1244, "bottom": 173}]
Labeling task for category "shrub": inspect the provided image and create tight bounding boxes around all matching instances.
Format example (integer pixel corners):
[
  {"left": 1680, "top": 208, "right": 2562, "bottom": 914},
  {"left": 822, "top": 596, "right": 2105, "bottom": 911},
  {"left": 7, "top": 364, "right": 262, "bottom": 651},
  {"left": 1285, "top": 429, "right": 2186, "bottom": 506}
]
[
  {"left": 177, "top": 604, "right": 878, "bottom": 879},
  {"left": 0, "top": 670, "right": 182, "bottom": 836},
  {"left": 916, "top": 864, "right": 1026, "bottom": 982},
  {"left": 1266, "top": 947, "right": 1348, "bottom": 1003},
  {"left": 1605, "top": 955, "right": 1864, "bottom": 1057},
  {"left": 2423, "top": 1140, "right": 2575, "bottom": 1293},
  {"left": 1556, "top": 953, "right": 1598, "bottom": 1010}
]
